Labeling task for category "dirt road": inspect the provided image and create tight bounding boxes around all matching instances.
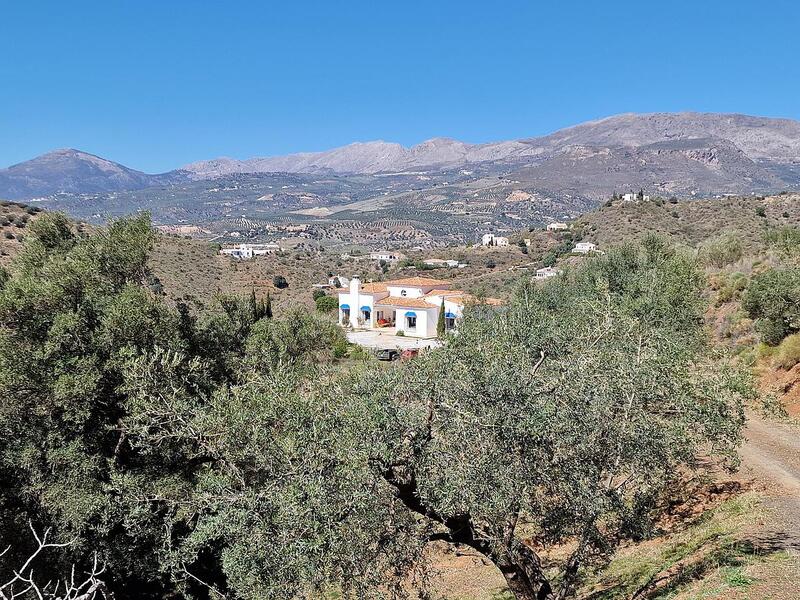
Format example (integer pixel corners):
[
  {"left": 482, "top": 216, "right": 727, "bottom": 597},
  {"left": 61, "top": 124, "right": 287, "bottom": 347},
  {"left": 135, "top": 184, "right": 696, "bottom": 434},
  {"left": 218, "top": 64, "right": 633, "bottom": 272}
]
[{"left": 739, "top": 413, "right": 800, "bottom": 554}]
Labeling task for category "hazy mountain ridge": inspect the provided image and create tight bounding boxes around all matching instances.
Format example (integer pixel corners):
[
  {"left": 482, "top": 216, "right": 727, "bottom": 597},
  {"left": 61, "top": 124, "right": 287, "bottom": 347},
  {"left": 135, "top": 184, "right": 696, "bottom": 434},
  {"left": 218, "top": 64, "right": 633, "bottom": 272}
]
[
  {"left": 182, "top": 112, "right": 800, "bottom": 178},
  {"left": 0, "top": 149, "right": 187, "bottom": 199},
  {"left": 2, "top": 112, "right": 799, "bottom": 201}
]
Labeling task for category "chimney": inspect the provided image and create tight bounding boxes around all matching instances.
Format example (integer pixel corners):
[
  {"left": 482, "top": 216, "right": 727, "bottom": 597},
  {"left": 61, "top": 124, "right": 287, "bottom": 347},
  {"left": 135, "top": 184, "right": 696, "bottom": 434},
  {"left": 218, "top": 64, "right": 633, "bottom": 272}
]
[{"left": 350, "top": 277, "right": 361, "bottom": 296}]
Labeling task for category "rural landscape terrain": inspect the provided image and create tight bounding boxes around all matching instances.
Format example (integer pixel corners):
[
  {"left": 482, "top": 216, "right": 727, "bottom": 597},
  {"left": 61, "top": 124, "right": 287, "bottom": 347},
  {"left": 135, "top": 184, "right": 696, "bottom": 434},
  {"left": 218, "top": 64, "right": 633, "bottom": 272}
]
[
  {"left": 3, "top": 112, "right": 800, "bottom": 251},
  {"left": 0, "top": 135, "right": 799, "bottom": 598}
]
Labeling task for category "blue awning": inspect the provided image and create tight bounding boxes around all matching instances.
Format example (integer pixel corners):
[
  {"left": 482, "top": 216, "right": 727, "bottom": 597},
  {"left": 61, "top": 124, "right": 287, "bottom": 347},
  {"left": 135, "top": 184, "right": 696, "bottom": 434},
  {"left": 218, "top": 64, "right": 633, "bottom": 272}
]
[
  {"left": 444, "top": 311, "right": 457, "bottom": 319},
  {"left": 404, "top": 311, "right": 417, "bottom": 318},
  {"left": 340, "top": 304, "right": 350, "bottom": 310},
  {"left": 360, "top": 305, "right": 371, "bottom": 312}
]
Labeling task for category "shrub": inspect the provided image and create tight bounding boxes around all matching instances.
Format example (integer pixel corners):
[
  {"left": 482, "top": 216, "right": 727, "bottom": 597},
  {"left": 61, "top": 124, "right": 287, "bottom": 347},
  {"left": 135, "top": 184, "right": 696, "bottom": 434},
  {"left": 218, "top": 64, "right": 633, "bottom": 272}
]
[
  {"left": 700, "top": 234, "right": 743, "bottom": 268},
  {"left": 764, "top": 226, "right": 800, "bottom": 256},
  {"left": 755, "top": 206, "right": 766, "bottom": 218},
  {"left": 273, "top": 275, "right": 289, "bottom": 289},
  {"left": 773, "top": 334, "right": 800, "bottom": 370},
  {"left": 315, "top": 295, "right": 338, "bottom": 313},
  {"left": 742, "top": 267, "right": 800, "bottom": 345},
  {"left": 312, "top": 289, "right": 327, "bottom": 301}
]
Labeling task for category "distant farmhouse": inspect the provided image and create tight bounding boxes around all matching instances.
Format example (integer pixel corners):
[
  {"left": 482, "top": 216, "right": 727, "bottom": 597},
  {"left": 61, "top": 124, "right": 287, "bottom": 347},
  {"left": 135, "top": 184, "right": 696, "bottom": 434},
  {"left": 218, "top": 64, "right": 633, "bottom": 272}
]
[
  {"left": 572, "top": 242, "right": 599, "bottom": 254},
  {"left": 369, "top": 250, "right": 405, "bottom": 262},
  {"left": 546, "top": 222, "right": 569, "bottom": 232},
  {"left": 338, "top": 277, "right": 501, "bottom": 339},
  {"left": 535, "top": 266, "right": 562, "bottom": 280},
  {"left": 313, "top": 275, "right": 350, "bottom": 290},
  {"left": 423, "top": 258, "right": 464, "bottom": 268},
  {"left": 622, "top": 191, "right": 650, "bottom": 202},
  {"left": 220, "top": 243, "right": 280, "bottom": 259},
  {"left": 481, "top": 233, "right": 509, "bottom": 247}
]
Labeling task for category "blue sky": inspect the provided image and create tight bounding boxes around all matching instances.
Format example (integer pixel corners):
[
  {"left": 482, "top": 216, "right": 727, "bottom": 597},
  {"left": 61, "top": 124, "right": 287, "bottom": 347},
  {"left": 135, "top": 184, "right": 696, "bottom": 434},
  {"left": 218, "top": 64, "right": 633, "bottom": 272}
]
[{"left": 2, "top": 0, "right": 799, "bottom": 172}]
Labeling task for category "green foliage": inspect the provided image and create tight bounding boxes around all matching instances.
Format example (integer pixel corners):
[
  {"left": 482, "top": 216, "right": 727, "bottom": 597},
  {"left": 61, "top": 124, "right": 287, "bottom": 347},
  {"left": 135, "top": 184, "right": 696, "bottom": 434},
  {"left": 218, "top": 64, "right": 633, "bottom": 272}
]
[
  {"left": 312, "top": 288, "right": 327, "bottom": 301},
  {"left": 324, "top": 236, "right": 747, "bottom": 599},
  {"left": 436, "top": 299, "right": 446, "bottom": 336},
  {"left": 764, "top": 225, "right": 800, "bottom": 256},
  {"left": 742, "top": 267, "right": 800, "bottom": 345},
  {"left": 0, "top": 213, "right": 348, "bottom": 599},
  {"left": 755, "top": 206, "right": 767, "bottom": 218},
  {"left": 0, "top": 218, "right": 749, "bottom": 600},
  {"left": 273, "top": 274, "right": 289, "bottom": 289},
  {"left": 773, "top": 333, "right": 800, "bottom": 370},
  {"left": 700, "top": 233, "right": 743, "bottom": 268},
  {"left": 315, "top": 294, "right": 339, "bottom": 313}
]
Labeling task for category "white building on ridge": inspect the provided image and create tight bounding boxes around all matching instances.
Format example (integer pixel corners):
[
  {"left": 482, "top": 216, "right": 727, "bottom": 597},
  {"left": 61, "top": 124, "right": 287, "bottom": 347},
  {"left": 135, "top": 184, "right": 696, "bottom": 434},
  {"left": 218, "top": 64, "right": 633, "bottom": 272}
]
[
  {"left": 535, "top": 266, "right": 562, "bottom": 280},
  {"left": 369, "top": 250, "right": 405, "bottom": 262},
  {"left": 572, "top": 242, "right": 598, "bottom": 254},
  {"left": 481, "top": 233, "right": 509, "bottom": 247},
  {"left": 220, "top": 243, "right": 280, "bottom": 259},
  {"left": 546, "top": 222, "right": 569, "bottom": 232}
]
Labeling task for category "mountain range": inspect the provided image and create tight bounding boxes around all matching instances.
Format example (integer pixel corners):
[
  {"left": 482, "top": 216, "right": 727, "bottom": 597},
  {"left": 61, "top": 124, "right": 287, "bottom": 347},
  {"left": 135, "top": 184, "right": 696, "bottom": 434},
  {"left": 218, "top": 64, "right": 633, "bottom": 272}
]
[{"left": 2, "top": 112, "right": 800, "bottom": 201}]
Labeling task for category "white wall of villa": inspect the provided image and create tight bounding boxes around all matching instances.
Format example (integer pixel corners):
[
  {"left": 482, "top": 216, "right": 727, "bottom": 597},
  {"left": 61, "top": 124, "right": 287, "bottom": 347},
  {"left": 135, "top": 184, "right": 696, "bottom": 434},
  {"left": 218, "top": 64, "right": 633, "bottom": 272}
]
[{"left": 337, "top": 277, "right": 478, "bottom": 339}]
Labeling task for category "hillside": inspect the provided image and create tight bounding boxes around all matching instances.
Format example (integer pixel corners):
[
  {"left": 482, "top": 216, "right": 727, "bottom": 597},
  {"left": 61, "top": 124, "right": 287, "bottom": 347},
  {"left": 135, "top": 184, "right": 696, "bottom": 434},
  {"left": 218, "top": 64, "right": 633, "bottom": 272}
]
[
  {"left": 4, "top": 114, "right": 799, "bottom": 236},
  {"left": 0, "top": 149, "right": 184, "bottom": 199}
]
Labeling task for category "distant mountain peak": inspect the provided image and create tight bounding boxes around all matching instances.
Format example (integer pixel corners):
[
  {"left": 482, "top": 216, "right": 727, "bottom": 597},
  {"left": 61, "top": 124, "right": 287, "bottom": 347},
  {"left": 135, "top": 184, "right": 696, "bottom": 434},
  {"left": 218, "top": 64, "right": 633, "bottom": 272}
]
[{"left": 3, "top": 111, "right": 800, "bottom": 200}]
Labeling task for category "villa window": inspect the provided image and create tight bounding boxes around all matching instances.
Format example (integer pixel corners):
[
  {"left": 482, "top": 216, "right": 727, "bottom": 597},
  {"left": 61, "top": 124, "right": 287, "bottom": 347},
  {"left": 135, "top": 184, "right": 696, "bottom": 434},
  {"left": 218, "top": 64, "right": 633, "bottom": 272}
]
[
  {"left": 361, "top": 306, "right": 371, "bottom": 323},
  {"left": 405, "top": 311, "right": 417, "bottom": 329}
]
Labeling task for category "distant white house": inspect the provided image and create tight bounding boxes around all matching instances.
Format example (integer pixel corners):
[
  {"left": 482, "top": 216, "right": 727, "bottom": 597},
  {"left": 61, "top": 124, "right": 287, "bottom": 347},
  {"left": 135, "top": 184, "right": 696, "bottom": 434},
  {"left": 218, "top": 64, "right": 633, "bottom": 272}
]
[
  {"left": 423, "top": 258, "right": 462, "bottom": 268},
  {"left": 220, "top": 243, "right": 280, "bottom": 259},
  {"left": 369, "top": 250, "right": 405, "bottom": 262},
  {"left": 314, "top": 275, "right": 350, "bottom": 290},
  {"left": 622, "top": 192, "right": 650, "bottom": 202},
  {"left": 481, "top": 233, "right": 509, "bottom": 247},
  {"left": 546, "top": 222, "right": 569, "bottom": 232},
  {"left": 337, "top": 276, "right": 501, "bottom": 339},
  {"left": 535, "top": 266, "right": 562, "bottom": 280},
  {"left": 573, "top": 242, "right": 598, "bottom": 254}
]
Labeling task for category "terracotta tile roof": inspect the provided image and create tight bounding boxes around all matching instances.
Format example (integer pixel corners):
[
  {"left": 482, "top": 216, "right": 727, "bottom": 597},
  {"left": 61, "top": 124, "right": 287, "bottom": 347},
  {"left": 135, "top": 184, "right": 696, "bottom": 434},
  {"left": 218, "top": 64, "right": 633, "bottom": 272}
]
[
  {"left": 424, "top": 289, "right": 466, "bottom": 298},
  {"left": 360, "top": 282, "right": 388, "bottom": 293},
  {"left": 375, "top": 296, "right": 437, "bottom": 309},
  {"left": 385, "top": 277, "right": 450, "bottom": 288},
  {"left": 336, "top": 282, "right": 388, "bottom": 294},
  {"left": 429, "top": 291, "right": 504, "bottom": 307}
]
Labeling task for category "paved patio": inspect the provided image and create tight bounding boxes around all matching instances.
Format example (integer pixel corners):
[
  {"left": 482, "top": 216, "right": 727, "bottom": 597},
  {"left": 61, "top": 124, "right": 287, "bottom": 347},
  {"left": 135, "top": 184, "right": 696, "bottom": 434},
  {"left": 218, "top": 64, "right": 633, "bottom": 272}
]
[{"left": 346, "top": 328, "right": 442, "bottom": 350}]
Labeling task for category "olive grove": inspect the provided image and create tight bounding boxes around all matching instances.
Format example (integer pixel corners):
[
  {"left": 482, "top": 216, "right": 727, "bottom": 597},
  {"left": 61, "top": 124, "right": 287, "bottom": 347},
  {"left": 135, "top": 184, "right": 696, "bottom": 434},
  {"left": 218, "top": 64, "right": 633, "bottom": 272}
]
[{"left": 0, "top": 215, "right": 746, "bottom": 600}]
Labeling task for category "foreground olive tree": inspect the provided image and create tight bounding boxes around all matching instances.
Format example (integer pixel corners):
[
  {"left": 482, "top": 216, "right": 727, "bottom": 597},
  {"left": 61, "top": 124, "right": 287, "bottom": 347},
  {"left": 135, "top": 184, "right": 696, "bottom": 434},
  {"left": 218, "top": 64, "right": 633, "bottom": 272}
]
[{"left": 329, "top": 237, "right": 746, "bottom": 599}]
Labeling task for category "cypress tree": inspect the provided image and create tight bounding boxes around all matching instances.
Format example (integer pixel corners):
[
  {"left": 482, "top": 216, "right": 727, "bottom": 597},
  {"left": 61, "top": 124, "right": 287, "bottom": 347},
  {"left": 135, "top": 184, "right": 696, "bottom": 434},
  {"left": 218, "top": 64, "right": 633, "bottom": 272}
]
[
  {"left": 249, "top": 289, "right": 258, "bottom": 320},
  {"left": 437, "top": 299, "right": 446, "bottom": 337},
  {"left": 265, "top": 292, "right": 273, "bottom": 319}
]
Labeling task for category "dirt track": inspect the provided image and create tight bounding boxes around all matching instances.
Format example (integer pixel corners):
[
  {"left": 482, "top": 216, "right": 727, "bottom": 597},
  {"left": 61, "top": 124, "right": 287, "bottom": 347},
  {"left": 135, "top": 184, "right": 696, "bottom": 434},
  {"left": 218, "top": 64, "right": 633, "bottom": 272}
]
[{"left": 739, "top": 413, "right": 800, "bottom": 554}]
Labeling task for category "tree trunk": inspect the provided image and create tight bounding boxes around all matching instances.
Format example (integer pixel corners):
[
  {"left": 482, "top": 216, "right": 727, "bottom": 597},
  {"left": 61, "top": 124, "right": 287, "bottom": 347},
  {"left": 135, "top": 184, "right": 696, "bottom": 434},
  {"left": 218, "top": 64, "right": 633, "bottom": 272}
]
[
  {"left": 494, "top": 541, "right": 555, "bottom": 600},
  {"left": 498, "top": 560, "right": 553, "bottom": 600}
]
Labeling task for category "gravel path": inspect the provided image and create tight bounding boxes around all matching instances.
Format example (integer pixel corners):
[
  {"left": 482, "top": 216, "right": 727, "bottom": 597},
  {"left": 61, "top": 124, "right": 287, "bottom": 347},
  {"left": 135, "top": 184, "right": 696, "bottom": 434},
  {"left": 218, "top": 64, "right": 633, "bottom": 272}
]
[{"left": 739, "top": 413, "right": 800, "bottom": 555}]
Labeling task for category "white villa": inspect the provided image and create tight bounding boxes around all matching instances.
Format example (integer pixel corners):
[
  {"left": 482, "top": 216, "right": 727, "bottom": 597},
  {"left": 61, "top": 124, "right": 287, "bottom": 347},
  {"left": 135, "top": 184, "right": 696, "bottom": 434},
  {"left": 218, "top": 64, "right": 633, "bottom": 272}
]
[
  {"left": 369, "top": 250, "right": 405, "bottom": 262},
  {"left": 481, "top": 233, "right": 509, "bottom": 247},
  {"left": 423, "top": 258, "right": 463, "bottom": 268},
  {"left": 572, "top": 242, "right": 598, "bottom": 254},
  {"left": 546, "top": 222, "right": 569, "bottom": 232},
  {"left": 220, "top": 243, "right": 280, "bottom": 259},
  {"left": 622, "top": 192, "right": 650, "bottom": 202},
  {"left": 338, "top": 276, "right": 501, "bottom": 339},
  {"left": 535, "top": 266, "right": 562, "bottom": 280}
]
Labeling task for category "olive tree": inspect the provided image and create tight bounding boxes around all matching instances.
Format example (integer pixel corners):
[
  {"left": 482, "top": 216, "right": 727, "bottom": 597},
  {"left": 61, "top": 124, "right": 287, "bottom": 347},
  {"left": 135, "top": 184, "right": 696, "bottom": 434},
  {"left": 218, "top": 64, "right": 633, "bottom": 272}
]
[
  {"left": 136, "top": 238, "right": 745, "bottom": 600},
  {"left": 328, "top": 237, "right": 746, "bottom": 599}
]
